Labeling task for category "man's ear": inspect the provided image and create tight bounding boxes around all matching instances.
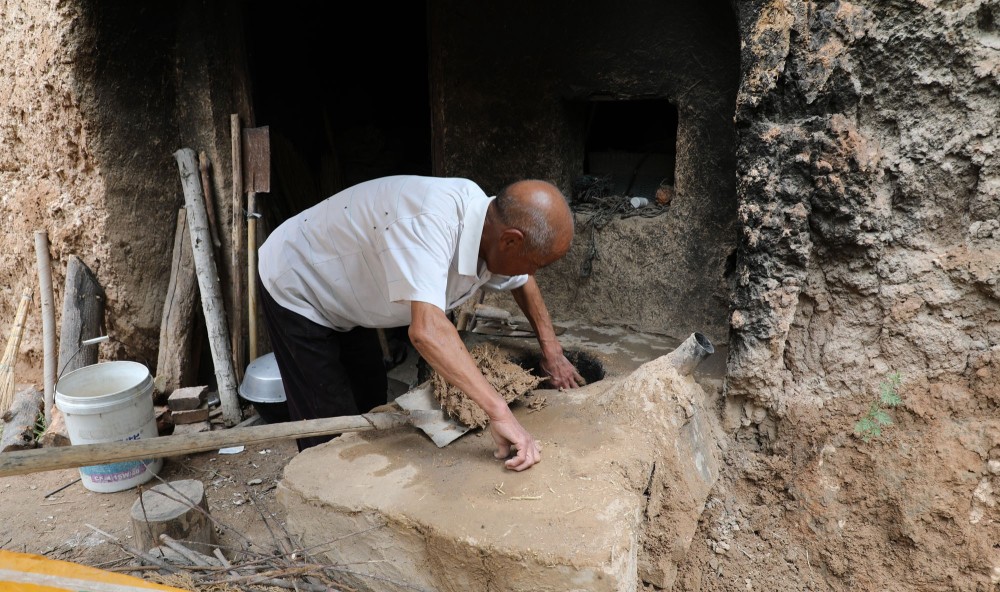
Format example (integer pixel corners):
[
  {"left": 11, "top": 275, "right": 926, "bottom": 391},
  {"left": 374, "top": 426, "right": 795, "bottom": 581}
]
[{"left": 499, "top": 228, "right": 524, "bottom": 251}]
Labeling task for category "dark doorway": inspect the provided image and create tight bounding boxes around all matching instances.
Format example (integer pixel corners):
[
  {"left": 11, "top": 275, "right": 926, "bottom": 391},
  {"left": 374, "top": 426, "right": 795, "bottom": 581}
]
[{"left": 242, "top": 2, "right": 433, "bottom": 229}]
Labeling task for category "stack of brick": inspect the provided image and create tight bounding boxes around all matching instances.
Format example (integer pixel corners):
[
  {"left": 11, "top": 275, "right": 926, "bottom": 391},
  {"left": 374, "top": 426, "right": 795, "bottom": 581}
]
[{"left": 167, "top": 386, "right": 212, "bottom": 435}]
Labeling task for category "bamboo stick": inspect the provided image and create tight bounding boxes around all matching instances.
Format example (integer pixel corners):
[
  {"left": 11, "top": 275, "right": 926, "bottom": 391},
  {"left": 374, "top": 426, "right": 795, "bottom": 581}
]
[{"left": 0, "top": 290, "right": 32, "bottom": 415}]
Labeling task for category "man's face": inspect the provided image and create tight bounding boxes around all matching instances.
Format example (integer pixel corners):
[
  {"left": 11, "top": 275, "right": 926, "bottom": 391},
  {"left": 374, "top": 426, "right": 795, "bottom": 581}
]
[{"left": 487, "top": 246, "right": 547, "bottom": 277}]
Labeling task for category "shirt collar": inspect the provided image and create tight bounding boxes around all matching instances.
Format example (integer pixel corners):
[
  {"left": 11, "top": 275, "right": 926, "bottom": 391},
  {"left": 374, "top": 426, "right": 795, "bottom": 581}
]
[{"left": 458, "top": 195, "right": 493, "bottom": 277}]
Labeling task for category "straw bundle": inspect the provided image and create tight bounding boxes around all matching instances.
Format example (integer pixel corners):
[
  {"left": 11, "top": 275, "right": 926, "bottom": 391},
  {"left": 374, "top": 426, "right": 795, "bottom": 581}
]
[{"left": 0, "top": 290, "right": 32, "bottom": 415}]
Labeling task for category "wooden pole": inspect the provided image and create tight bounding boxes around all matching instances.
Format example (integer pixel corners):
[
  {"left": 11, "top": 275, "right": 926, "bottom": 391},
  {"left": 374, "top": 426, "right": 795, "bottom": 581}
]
[
  {"left": 230, "top": 114, "right": 246, "bottom": 383},
  {"left": 0, "top": 412, "right": 410, "bottom": 478},
  {"left": 33, "top": 231, "right": 57, "bottom": 422},
  {"left": 174, "top": 148, "right": 241, "bottom": 427}
]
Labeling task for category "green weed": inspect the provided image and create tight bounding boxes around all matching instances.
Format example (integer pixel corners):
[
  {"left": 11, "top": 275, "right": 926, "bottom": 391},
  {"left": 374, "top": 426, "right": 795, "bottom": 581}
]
[
  {"left": 33, "top": 410, "right": 45, "bottom": 441},
  {"left": 854, "top": 372, "right": 902, "bottom": 443}
]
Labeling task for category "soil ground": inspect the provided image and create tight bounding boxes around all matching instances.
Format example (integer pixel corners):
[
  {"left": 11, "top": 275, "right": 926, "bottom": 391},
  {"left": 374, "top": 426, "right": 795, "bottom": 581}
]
[{"left": 0, "top": 430, "right": 300, "bottom": 589}]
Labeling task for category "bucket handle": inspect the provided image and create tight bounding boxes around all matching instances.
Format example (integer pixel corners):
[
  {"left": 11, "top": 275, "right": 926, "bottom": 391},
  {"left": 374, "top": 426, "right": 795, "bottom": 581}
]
[{"left": 53, "top": 335, "right": 110, "bottom": 395}]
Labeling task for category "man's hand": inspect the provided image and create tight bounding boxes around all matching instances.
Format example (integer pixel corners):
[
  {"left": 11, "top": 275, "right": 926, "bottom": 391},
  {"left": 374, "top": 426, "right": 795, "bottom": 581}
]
[
  {"left": 488, "top": 410, "right": 541, "bottom": 471},
  {"left": 410, "top": 300, "right": 543, "bottom": 471},
  {"left": 510, "top": 278, "right": 583, "bottom": 390},
  {"left": 540, "top": 352, "right": 585, "bottom": 389}
]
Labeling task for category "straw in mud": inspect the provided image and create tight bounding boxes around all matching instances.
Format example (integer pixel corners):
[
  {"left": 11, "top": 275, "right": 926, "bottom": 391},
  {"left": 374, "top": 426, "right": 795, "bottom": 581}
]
[{"left": 0, "top": 290, "right": 32, "bottom": 416}]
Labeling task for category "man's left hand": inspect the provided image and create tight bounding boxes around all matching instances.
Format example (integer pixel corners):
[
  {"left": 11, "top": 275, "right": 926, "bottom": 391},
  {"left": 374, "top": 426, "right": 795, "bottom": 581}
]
[{"left": 540, "top": 352, "right": 585, "bottom": 389}]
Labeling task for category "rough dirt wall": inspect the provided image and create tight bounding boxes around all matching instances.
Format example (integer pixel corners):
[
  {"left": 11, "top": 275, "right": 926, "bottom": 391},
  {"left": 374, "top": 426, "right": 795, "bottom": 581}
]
[
  {"left": 0, "top": 2, "right": 249, "bottom": 388},
  {"left": 729, "top": 0, "right": 1000, "bottom": 412},
  {"left": 0, "top": 1, "right": 108, "bottom": 385},
  {"left": 682, "top": 1, "right": 1000, "bottom": 589}
]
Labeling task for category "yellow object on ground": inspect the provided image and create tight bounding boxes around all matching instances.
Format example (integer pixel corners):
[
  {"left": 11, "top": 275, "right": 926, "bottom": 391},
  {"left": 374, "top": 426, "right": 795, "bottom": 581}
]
[{"left": 0, "top": 549, "right": 188, "bottom": 592}]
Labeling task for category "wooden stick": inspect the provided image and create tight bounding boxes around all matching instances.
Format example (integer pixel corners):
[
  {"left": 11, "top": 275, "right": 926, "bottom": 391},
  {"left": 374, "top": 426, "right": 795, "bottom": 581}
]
[
  {"left": 247, "top": 190, "right": 258, "bottom": 362},
  {"left": 159, "top": 534, "right": 216, "bottom": 567},
  {"left": 0, "top": 290, "right": 32, "bottom": 415},
  {"left": 230, "top": 114, "right": 246, "bottom": 383},
  {"left": 0, "top": 412, "right": 410, "bottom": 478},
  {"left": 174, "top": 148, "right": 241, "bottom": 427},
  {"left": 198, "top": 151, "right": 222, "bottom": 249},
  {"left": 33, "top": 231, "right": 57, "bottom": 423}
]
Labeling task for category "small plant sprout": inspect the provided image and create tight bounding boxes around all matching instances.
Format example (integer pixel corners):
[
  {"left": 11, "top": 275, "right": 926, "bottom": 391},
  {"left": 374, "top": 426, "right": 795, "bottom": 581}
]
[{"left": 854, "top": 372, "right": 903, "bottom": 443}]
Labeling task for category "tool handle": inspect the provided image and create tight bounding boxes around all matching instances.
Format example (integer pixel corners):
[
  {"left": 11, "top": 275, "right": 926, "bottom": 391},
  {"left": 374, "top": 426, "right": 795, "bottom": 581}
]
[{"left": 473, "top": 304, "right": 512, "bottom": 321}]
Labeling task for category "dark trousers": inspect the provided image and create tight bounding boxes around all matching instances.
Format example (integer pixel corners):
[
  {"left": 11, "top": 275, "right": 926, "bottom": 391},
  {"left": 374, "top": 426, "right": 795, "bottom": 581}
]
[{"left": 257, "top": 274, "right": 387, "bottom": 451}]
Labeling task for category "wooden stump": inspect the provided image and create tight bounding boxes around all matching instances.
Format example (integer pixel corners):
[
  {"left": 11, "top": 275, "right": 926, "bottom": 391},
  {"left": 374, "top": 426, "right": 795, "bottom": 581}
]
[
  {"left": 130, "top": 479, "right": 215, "bottom": 555},
  {"left": 1, "top": 386, "right": 43, "bottom": 451},
  {"left": 39, "top": 406, "right": 70, "bottom": 447}
]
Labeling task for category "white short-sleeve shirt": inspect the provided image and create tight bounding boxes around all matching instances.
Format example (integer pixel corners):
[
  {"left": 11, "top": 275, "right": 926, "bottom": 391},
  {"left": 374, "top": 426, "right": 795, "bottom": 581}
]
[{"left": 258, "top": 175, "right": 528, "bottom": 330}]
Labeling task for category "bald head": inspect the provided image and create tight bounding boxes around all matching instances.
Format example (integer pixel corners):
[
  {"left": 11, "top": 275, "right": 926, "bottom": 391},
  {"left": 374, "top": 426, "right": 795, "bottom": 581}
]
[{"left": 493, "top": 180, "right": 574, "bottom": 258}]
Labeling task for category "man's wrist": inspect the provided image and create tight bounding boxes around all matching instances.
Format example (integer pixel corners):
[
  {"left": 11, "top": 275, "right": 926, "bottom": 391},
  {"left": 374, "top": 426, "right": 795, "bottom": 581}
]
[
  {"left": 485, "top": 397, "right": 515, "bottom": 422},
  {"left": 539, "top": 340, "right": 563, "bottom": 360}
]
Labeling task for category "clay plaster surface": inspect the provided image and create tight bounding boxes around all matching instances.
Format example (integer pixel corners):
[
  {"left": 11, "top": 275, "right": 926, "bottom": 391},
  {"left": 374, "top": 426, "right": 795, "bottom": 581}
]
[{"left": 279, "top": 338, "right": 723, "bottom": 592}]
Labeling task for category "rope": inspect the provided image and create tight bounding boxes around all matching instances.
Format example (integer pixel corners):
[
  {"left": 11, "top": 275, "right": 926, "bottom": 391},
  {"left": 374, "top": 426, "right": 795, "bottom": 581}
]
[{"left": 570, "top": 175, "right": 670, "bottom": 277}]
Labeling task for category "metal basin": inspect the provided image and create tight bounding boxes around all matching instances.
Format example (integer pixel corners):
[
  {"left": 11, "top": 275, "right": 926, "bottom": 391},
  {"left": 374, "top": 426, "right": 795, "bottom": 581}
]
[{"left": 239, "top": 353, "right": 290, "bottom": 423}]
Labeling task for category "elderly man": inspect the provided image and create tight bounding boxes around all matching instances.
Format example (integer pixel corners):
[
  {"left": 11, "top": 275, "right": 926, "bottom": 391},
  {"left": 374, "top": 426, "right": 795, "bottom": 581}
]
[{"left": 257, "top": 175, "right": 582, "bottom": 471}]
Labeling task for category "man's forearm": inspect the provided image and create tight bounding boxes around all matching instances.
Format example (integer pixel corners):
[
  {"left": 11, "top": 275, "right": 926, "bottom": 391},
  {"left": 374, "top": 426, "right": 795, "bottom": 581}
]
[
  {"left": 408, "top": 301, "right": 511, "bottom": 420},
  {"left": 510, "top": 277, "right": 562, "bottom": 356}
]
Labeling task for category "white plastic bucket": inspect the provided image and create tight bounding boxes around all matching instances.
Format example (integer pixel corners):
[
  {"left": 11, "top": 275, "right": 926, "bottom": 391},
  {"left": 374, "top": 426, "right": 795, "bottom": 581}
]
[{"left": 55, "top": 361, "right": 162, "bottom": 493}]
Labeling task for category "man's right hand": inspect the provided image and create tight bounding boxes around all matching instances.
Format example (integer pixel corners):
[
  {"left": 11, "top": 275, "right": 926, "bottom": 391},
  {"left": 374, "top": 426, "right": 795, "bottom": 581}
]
[
  {"left": 488, "top": 410, "right": 541, "bottom": 471},
  {"left": 409, "top": 300, "right": 543, "bottom": 471}
]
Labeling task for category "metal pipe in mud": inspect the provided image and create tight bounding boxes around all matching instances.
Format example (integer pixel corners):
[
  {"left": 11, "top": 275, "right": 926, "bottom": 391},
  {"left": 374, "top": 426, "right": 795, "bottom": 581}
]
[{"left": 668, "top": 332, "right": 715, "bottom": 376}]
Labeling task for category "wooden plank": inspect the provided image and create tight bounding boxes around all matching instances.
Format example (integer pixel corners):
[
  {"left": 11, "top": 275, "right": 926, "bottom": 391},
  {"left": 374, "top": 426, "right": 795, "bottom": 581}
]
[
  {"left": 56, "top": 256, "right": 105, "bottom": 377},
  {"left": 241, "top": 126, "right": 270, "bottom": 193},
  {"left": 154, "top": 209, "right": 199, "bottom": 397}
]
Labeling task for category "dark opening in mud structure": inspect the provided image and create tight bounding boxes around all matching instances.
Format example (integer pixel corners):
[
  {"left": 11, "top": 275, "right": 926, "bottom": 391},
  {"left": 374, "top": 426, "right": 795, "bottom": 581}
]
[
  {"left": 579, "top": 98, "right": 678, "bottom": 199},
  {"left": 513, "top": 349, "right": 606, "bottom": 386}
]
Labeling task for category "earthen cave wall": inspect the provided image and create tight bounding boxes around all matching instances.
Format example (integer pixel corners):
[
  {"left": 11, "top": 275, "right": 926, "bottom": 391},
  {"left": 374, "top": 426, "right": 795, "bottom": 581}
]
[{"left": 729, "top": 0, "right": 1000, "bottom": 413}]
